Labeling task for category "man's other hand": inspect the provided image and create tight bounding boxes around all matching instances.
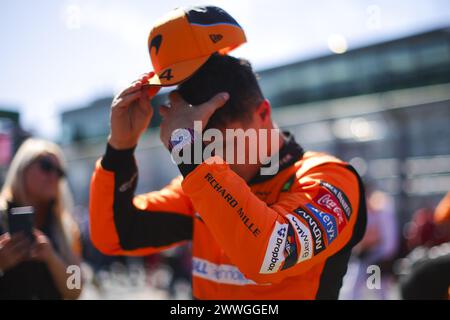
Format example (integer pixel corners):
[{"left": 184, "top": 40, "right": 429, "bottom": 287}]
[
  {"left": 159, "top": 90, "right": 229, "bottom": 148},
  {"left": 109, "top": 72, "right": 161, "bottom": 150}
]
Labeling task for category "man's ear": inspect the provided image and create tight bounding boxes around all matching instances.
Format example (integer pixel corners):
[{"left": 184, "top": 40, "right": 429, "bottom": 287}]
[{"left": 257, "top": 99, "right": 271, "bottom": 123}]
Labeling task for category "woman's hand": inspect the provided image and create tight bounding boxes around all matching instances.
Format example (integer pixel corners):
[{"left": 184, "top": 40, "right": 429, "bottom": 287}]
[
  {"left": 29, "top": 229, "right": 83, "bottom": 299},
  {"left": 0, "top": 232, "right": 31, "bottom": 272},
  {"left": 30, "top": 229, "right": 55, "bottom": 264},
  {"left": 109, "top": 72, "right": 161, "bottom": 150}
]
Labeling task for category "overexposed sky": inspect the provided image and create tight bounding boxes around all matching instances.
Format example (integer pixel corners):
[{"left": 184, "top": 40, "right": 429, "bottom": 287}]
[{"left": 1, "top": 0, "right": 449, "bottom": 139}]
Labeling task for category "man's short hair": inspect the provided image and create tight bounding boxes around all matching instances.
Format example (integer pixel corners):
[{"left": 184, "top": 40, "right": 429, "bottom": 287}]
[{"left": 178, "top": 53, "right": 264, "bottom": 129}]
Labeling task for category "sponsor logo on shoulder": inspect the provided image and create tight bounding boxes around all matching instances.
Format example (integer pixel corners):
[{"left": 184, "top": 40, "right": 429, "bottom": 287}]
[
  {"left": 286, "top": 214, "right": 313, "bottom": 263},
  {"left": 293, "top": 207, "right": 326, "bottom": 255},
  {"left": 259, "top": 222, "right": 288, "bottom": 274},
  {"left": 319, "top": 181, "right": 352, "bottom": 220},
  {"left": 313, "top": 190, "right": 347, "bottom": 232},
  {"left": 306, "top": 204, "right": 338, "bottom": 245}
]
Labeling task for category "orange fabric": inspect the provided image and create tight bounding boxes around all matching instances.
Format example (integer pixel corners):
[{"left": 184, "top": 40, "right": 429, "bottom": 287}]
[
  {"left": 434, "top": 192, "right": 450, "bottom": 226},
  {"left": 89, "top": 160, "right": 193, "bottom": 256},
  {"left": 90, "top": 151, "right": 362, "bottom": 299},
  {"left": 183, "top": 152, "right": 360, "bottom": 299}
]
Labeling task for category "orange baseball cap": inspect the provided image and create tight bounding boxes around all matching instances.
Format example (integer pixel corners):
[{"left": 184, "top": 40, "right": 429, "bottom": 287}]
[{"left": 147, "top": 6, "right": 247, "bottom": 87}]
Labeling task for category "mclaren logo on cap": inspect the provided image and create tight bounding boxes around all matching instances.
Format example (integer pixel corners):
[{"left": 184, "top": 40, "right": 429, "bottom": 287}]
[
  {"left": 209, "top": 34, "right": 223, "bottom": 43},
  {"left": 150, "top": 34, "right": 163, "bottom": 55}
]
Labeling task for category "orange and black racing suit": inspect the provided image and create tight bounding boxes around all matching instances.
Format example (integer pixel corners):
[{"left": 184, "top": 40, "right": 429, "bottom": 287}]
[{"left": 89, "top": 132, "right": 366, "bottom": 299}]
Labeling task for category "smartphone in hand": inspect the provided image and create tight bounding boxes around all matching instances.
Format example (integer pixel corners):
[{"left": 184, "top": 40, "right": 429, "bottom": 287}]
[{"left": 8, "top": 206, "right": 35, "bottom": 243}]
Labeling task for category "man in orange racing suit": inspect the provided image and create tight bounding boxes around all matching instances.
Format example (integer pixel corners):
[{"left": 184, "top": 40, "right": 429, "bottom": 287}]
[{"left": 89, "top": 54, "right": 367, "bottom": 299}]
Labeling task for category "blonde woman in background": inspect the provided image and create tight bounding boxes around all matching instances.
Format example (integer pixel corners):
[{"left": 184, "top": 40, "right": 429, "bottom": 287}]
[{"left": 0, "top": 138, "right": 82, "bottom": 299}]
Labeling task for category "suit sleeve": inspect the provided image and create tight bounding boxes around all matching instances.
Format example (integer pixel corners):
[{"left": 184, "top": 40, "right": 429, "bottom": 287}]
[
  {"left": 180, "top": 156, "right": 361, "bottom": 284},
  {"left": 89, "top": 144, "right": 194, "bottom": 256}
]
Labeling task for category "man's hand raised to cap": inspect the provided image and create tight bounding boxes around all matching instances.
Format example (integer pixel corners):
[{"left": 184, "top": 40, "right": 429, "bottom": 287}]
[
  {"left": 108, "top": 72, "right": 161, "bottom": 150},
  {"left": 159, "top": 90, "right": 229, "bottom": 149}
]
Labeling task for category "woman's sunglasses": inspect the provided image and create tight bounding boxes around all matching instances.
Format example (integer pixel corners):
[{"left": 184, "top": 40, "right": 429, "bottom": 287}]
[{"left": 37, "top": 157, "right": 66, "bottom": 178}]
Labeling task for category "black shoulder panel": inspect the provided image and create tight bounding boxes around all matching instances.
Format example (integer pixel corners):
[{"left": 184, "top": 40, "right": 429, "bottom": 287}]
[{"left": 315, "top": 164, "right": 367, "bottom": 299}]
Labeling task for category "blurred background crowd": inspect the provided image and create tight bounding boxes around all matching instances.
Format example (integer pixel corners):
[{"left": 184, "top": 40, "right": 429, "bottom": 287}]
[{"left": 1, "top": 0, "right": 449, "bottom": 299}]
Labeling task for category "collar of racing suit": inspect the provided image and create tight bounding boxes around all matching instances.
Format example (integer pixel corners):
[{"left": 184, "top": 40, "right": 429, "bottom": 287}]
[{"left": 248, "top": 131, "right": 304, "bottom": 185}]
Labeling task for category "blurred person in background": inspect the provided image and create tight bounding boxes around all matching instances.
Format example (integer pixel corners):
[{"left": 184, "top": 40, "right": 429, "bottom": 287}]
[
  {"left": 404, "top": 194, "right": 450, "bottom": 252},
  {"left": 399, "top": 243, "right": 450, "bottom": 300},
  {"left": 434, "top": 191, "right": 450, "bottom": 239},
  {"left": 0, "top": 139, "right": 82, "bottom": 299},
  {"left": 405, "top": 208, "right": 437, "bottom": 251},
  {"left": 398, "top": 191, "right": 450, "bottom": 300},
  {"left": 341, "top": 184, "right": 399, "bottom": 299}
]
